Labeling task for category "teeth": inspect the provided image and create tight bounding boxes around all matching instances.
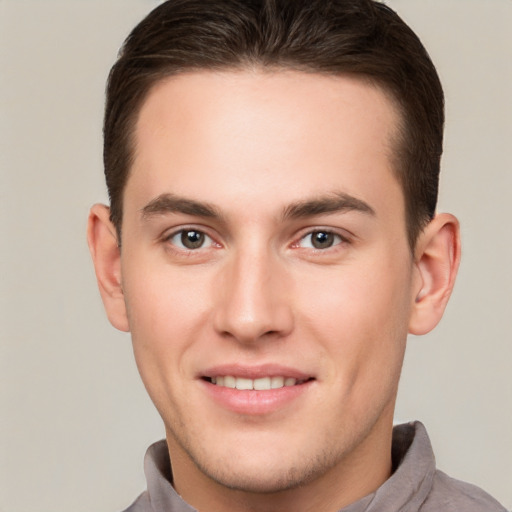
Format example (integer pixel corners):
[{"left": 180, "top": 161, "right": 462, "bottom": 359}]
[
  {"left": 254, "top": 377, "right": 271, "bottom": 390},
  {"left": 235, "top": 377, "right": 253, "bottom": 390},
  {"left": 271, "top": 376, "right": 284, "bottom": 389},
  {"left": 210, "top": 375, "right": 301, "bottom": 390},
  {"left": 224, "top": 376, "right": 236, "bottom": 388}
]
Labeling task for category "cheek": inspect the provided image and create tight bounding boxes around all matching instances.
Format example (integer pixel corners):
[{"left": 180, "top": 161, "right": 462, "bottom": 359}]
[
  {"left": 124, "top": 255, "right": 210, "bottom": 335},
  {"left": 296, "top": 255, "right": 413, "bottom": 374},
  {"left": 121, "top": 263, "right": 212, "bottom": 390}
]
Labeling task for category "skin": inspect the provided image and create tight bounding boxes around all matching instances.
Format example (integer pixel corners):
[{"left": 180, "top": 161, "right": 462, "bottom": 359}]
[{"left": 88, "top": 70, "right": 460, "bottom": 512}]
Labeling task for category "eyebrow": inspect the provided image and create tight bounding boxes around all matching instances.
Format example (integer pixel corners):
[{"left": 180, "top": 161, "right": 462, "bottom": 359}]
[
  {"left": 282, "top": 192, "right": 375, "bottom": 220},
  {"left": 141, "top": 193, "right": 222, "bottom": 220},
  {"left": 141, "top": 191, "right": 375, "bottom": 223}
]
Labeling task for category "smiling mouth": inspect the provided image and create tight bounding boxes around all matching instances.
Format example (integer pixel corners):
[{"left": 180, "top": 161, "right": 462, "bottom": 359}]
[{"left": 204, "top": 376, "right": 312, "bottom": 390}]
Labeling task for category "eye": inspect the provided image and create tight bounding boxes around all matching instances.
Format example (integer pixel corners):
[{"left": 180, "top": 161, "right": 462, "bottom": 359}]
[
  {"left": 298, "top": 230, "right": 344, "bottom": 250},
  {"left": 167, "top": 229, "right": 214, "bottom": 250}
]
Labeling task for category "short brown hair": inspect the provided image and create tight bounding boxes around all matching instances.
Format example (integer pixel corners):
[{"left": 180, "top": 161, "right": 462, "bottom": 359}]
[{"left": 104, "top": 0, "right": 444, "bottom": 248}]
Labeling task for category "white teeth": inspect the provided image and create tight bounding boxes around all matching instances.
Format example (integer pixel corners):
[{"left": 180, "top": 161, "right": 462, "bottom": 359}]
[
  {"left": 254, "top": 377, "right": 271, "bottom": 390},
  {"left": 271, "top": 376, "right": 284, "bottom": 389},
  {"left": 235, "top": 377, "right": 253, "bottom": 390},
  {"left": 224, "top": 376, "right": 236, "bottom": 388},
  {"left": 210, "top": 375, "right": 303, "bottom": 390}
]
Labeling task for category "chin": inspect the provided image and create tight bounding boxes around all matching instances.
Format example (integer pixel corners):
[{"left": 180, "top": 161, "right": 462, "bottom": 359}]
[
  {"left": 200, "top": 459, "right": 321, "bottom": 494},
  {"left": 186, "top": 437, "right": 340, "bottom": 494}
]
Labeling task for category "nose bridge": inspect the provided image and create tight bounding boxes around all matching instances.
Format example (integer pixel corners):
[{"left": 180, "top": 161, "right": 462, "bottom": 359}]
[{"left": 213, "top": 242, "right": 293, "bottom": 343}]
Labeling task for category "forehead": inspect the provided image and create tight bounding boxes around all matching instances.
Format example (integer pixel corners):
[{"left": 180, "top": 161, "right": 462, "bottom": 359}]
[{"left": 128, "top": 70, "right": 403, "bottom": 222}]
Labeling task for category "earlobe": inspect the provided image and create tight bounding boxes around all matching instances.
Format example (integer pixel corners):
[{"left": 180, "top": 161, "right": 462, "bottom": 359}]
[
  {"left": 87, "top": 204, "right": 130, "bottom": 332},
  {"left": 408, "top": 213, "right": 461, "bottom": 335}
]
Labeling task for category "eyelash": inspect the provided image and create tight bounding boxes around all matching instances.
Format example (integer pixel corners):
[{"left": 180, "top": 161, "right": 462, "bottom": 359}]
[
  {"left": 293, "top": 229, "right": 350, "bottom": 252},
  {"left": 162, "top": 226, "right": 350, "bottom": 255},
  {"left": 162, "top": 227, "right": 220, "bottom": 253}
]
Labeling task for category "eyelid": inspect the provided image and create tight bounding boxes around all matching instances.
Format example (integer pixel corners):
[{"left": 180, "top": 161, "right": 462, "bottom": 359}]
[
  {"left": 292, "top": 227, "right": 352, "bottom": 249},
  {"left": 162, "top": 225, "right": 221, "bottom": 251}
]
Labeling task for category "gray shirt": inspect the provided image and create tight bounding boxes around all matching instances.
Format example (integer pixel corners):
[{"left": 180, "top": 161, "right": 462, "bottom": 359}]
[{"left": 122, "top": 422, "right": 507, "bottom": 512}]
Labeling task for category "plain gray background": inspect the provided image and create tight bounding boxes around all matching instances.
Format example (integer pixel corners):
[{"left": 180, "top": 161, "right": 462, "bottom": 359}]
[{"left": 1, "top": 1, "right": 511, "bottom": 511}]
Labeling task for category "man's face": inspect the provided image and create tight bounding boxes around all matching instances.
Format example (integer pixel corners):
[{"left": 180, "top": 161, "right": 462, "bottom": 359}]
[{"left": 119, "top": 71, "right": 418, "bottom": 495}]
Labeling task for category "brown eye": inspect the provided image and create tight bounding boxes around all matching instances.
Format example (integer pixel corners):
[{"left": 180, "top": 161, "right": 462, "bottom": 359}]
[
  {"left": 298, "top": 230, "right": 343, "bottom": 250},
  {"left": 311, "top": 231, "right": 336, "bottom": 249},
  {"left": 167, "top": 229, "right": 212, "bottom": 250},
  {"left": 180, "top": 230, "right": 205, "bottom": 249}
]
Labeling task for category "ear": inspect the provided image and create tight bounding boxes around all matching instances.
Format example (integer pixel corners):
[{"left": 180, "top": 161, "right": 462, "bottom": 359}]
[
  {"left": 87, "top": 204, "right": 130, "bottom": 332},
  {"left": 408, "top": 213, "right": 461, "bottom": 335}
]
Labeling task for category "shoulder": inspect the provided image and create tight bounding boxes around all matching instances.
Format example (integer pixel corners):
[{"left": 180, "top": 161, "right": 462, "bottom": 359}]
[
  {"left": 120, "top": 491, "right": 151, "bottom": 512},
  {"left": 421, "top": 470, "right": 508, "bottom": 511}
]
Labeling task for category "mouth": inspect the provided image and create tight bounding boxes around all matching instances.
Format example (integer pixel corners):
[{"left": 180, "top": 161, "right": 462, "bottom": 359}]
[
  {"left": 200, "top": 367, "right": 315, "bottom": 415},
  {"left": 203, "top": 375, "right": 313, "bottom": 390},
  {"left": 199, "top": 365, "right": 315, "bottom": 414}
]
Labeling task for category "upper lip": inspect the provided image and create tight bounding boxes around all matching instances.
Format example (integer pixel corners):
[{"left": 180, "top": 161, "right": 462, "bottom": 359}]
[{"left": 199, "top": 363, "right": 313, "bottom": 380}]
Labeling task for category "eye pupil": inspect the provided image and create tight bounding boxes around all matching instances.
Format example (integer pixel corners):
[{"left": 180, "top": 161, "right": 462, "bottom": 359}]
[
  {"left": 312, "top": 231, "right": 334, "bottom": 249},
  {"left": 181, "top": 230, "right": 205, "bottom": 249}
]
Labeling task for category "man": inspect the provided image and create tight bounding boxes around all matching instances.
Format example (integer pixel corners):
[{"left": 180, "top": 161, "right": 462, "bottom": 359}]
[{"left": 87, "top": 1, "right": 507, "bottom": 511}]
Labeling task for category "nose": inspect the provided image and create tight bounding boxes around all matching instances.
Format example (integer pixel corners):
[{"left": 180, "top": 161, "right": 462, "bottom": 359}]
[{"left": 212, "top": 248, "right": 294, "bottom": 344}]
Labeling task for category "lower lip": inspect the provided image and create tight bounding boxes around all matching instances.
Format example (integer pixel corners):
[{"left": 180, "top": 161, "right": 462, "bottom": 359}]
[{"left": 200, "top": 379, "right": 314, "bottom": 415}]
